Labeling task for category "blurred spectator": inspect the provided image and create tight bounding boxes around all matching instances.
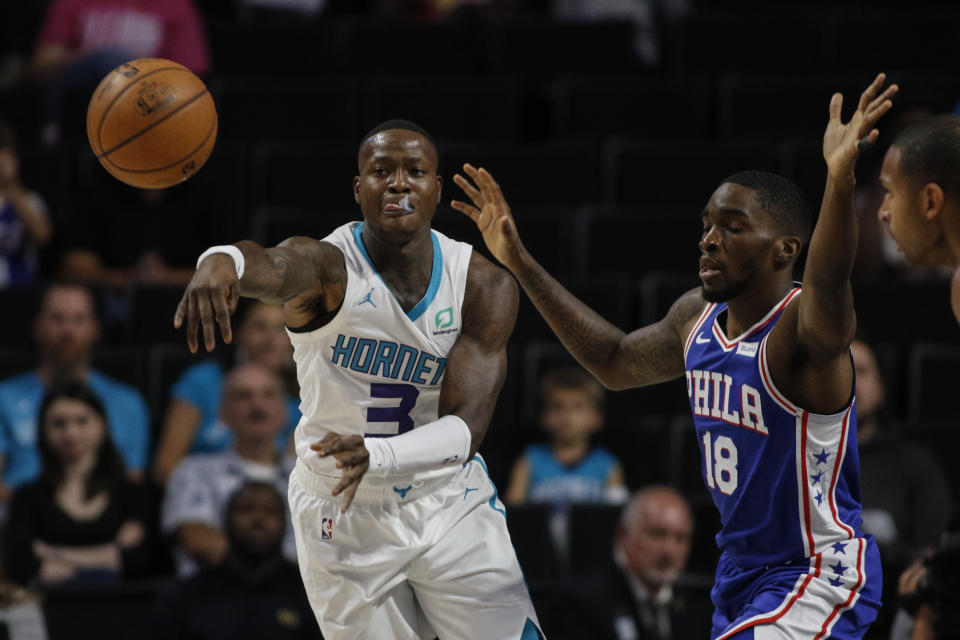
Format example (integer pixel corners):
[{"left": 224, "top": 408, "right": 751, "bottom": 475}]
[
  {"left": 0, "top": 281, "right": 149, "bottom": 503},
  {"left": 30, "top": 0, "right": 211, "bottom": 144},
  {"left": 566, "top": 486, "right": 712, "bottom": 640},
  {"left": 0, "top": 583, "right": 48, "bottom": 639},
  {"left": 852, "top": 338, "right": 951, "bottom": 638},
  {"left": 505, "top": 366, "right": 626, "bottom": 507},
  {"left": 153, "top": 301, "right": 301, "bottom": 486},
  {"left": 0, "top": 121, "right": 52, "bottom": 288},
  {"left": 149, "top": 482, "right": 321, "bottom": 640},
  {"left": 162, "top": 362, "right": 297, "bottom": 577},
  {"left": 3, "top": 379, "right": 152, "bottom": 587}
]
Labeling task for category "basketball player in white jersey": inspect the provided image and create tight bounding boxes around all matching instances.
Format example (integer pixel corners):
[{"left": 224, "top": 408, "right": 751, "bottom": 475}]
[
  {"left": 454, "top": 76, "right": 897, "bottom": 639},
  {"left": 174, "top": 120, "right": 544, "bottom": 640}
]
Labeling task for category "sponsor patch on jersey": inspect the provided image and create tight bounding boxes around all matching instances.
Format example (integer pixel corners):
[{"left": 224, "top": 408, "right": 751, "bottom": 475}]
[
  {"left": 736, "top": 341, "right": 759, "bottom": 358},
  {"left": 321, "top": 517, "right": 333, "bottom": 540}
]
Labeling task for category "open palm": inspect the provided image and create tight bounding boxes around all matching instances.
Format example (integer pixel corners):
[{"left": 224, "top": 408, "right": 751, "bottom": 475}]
[
  {"left": 823, "top": 73, "right": 898, "bottom": 180},
  {"left": 452, "top": 164, "right": 525, "bottom": 270}
]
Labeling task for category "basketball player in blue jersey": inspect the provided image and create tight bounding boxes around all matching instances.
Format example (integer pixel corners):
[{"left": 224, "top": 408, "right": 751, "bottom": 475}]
[
  {"left": 174, "top": 120, "right": 545, "bottom": 640},
  {"left": 454, "top": 75, "right": 898, "bottom": 639}
]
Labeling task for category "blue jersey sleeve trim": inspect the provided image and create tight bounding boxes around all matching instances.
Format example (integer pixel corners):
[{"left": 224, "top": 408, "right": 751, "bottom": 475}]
[{"left": 352, "top": 223, "right": 443, "bottom": 323}]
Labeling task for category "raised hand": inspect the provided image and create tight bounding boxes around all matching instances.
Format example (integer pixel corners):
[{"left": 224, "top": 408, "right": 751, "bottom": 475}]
[
  {"left": 452, "top": 164, "right": 526, "bottom": 271},
  {"left": 311, "top": 433, "right": 369, "bottom": 513},
  {"left": 173, "top": 255, "right": 240, "bottom": 353},
  {"left": 823, "top": 73, "right": 898, "bottom": 180}
]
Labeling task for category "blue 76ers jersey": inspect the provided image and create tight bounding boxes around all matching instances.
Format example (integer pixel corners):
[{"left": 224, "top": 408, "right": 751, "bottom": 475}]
[{"left": 684, "top": 287, "right": 869, "bottom": 573}]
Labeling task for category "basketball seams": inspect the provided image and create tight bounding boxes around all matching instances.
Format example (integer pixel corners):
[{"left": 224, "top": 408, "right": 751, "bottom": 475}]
[
  {"left": 103, "top": 116, "right": 217, "bottom": 175},
  {"left": 97, "top": 88, "right": 212, "bottom": 159},
  {"left": 93, "top": 65, "right": 188, "bottom": 153}
]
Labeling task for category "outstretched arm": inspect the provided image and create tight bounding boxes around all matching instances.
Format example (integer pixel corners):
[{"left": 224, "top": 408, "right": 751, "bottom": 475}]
[
  {"left": 173, "top": 236, "right": 345, "bottom": 353},
  {"left": 791, "top": 73, "right": 897, "bottom": 360},
  {"left": 452, "top": 165, "right": 703, "bottom": 390}
]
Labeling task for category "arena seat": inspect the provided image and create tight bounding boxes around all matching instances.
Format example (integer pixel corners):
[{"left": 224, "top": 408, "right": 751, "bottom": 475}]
[
  {"left": 907, "top": 343, "right": 960, "bottom": 424},
  {"left": 504, "top": 504, "right": 559, "bottom": 583},
  {"left": 250, "top": 142, "right": 357, "bottom": 211},
  {"left": 250, "top": 205, "right": 356, "bottom": 247}
]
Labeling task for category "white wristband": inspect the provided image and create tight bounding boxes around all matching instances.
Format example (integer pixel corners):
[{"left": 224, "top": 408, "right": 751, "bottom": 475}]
[
  {"left": 196, "top": 245, "right": 245, "bottom": 279},
  {"left": 364, "top": 415, "right": 472, "bottom": 477}
]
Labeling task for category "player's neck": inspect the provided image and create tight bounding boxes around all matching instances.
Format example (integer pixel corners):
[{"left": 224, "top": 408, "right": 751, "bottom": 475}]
[
  {"left": 361, "top": 224, "right": 433, "bottom": 272},
  {"left": 723, "top": 280, "right": 795, "bottom": 338}
]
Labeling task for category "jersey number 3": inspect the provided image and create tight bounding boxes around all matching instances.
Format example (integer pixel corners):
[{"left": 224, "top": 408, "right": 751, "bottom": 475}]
[
  {"left": 702, "top": 431, "right": 739, "bottom": 494},
  {"left": 367, "top": 383, "right": 419, "bottom": 437}
]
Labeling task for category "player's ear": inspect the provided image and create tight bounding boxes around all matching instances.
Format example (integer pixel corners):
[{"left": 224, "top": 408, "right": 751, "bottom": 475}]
[
  {"left": 921, "top": 182, "right": 945, "bottom": 221},
  {"left": 774, "top": 236, "right": 800, "bottom": 267},
  {"left": 435, "top": 175, "right": 442, "bottom": 202},
  {"left": 353, "top": 176, "right": 360, "bottom": 203}
]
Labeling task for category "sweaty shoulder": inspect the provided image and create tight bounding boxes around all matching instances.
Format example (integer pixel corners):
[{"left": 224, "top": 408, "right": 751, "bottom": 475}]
[
  {"left": 281, "top": 237, "right": 348, "bottom": 329},
  {"left": 666, "top": 286, "right": 708, "bottom": 342},
  {"left": 463, "top": 252, "right": 519, "bottom": 335}
]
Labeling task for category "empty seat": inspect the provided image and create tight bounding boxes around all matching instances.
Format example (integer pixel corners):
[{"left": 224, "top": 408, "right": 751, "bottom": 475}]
[
  {"left": 364, "top": 76, "right": 522, "bottom": 142},
  {"left": 637, "top": 271, "right": 700, "bottom": 325},
  {"left": 440, "top": 139, "right": 599, "bottom": 207},
  {"left": 598, "top": 415, "right": 672, "bottom": 489},
  {"left": 348, "top": 20, "right": 489, "bottom": 75},
  {"left": 206, "top": 20, "right": 347, "bottom": 76},
  {"left": 854, "top": 279, "right": 955, "bottom": 349},
  {"left": 504, "top": 504, "right": 560, "bottom": 584},
  {"left": 672, "top": 9, "right": 818, "bottom": 74},
  {"left": 566, "top": 503, "right": 623, "bottom": 577},
  {"left": 491, "top": 20, "right": 641, "bottom": 77},
  {"left": 602, "top": 139, "right": 781, "bottom": 208},
  {"left": 212, "top": 77, "right": 361, "bottom": 142},
  {"left": 573, "top": 205, "right": 702, "bottom": 278},
  {"left": 908, "top": 343, "right": 960, "bottom": 423},
  {"left": 250, "top": 206, "right": 357, "bottom": 247},
  {"left": 250, "top": 142, "right": 357, "bottom": 211},
  {"left": 718, "top": 74, "right": 862, "bottom": 140},
  {"left": 552, "top": 75, "right": 715, "bottom": 140}
]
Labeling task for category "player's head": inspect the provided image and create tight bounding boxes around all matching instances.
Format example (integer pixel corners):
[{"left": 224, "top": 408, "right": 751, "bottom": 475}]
[
  {"left": 225, "top": 481, "right": 286, "bottom": 560},
  {"left": 236, "top": 301, "right": 294, "bottom": 373},
  {"left": 850, "top": 338, "right": 885, "bottom": 427},
  {"left": 539, "top": 366, "right": 605, "bottom": 444},
  {"left": 616, "top": 486, "right": 693, "bottom": 593},
  {"left": 878, "top": 115, "right": 960, "bottom": 266},
  {"left": 37, "top": 378, "right": 125, "bottom": 496},
  {"left": 34, "top": 281, "right": 101, "bottom": 369},
  {"left": 354, "top": 119, "right": 442, "bottom": 240},
  {"left": 220, "top": 362, "right": 288, "bottom": 445},
  {"left": 700, "top": 171, "right": 811, "bottom": 303}
]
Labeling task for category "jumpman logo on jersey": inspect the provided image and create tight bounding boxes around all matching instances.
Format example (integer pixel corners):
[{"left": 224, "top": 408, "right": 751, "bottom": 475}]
[
  {"left": 463, "top": 487, "right": 478, "bottom": 501},
  {"left": 357, "top": 288, "right": 377, "bottom": 308},
  {"left": 393, "top": 485, "right": 412, "bottom": 499}
]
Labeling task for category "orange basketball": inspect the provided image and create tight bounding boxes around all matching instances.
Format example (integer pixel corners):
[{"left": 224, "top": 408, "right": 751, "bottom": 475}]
[{"left": 86, "top": 58, "right": 217, "bottom": 189}]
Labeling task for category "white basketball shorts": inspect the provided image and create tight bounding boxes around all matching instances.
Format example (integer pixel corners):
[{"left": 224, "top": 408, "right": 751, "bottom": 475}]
[{"left": 288, "top": 455, "right": 545, "bottom": 640}]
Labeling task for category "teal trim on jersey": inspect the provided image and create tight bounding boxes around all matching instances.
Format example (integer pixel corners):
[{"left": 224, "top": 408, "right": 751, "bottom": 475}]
[
  {"left": 474, "top": 456, "right": 506, "bottom": 518},
  {"left": 520, "top": 618, "right": 545, "bottom": 640},
  {"left": 352, "top": 223, "right": 443, "bottom": 323}
]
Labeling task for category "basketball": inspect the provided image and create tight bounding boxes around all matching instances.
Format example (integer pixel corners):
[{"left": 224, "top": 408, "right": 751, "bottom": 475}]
[{"left": 86, "top": 58, "right": 217, "bottom": 189}]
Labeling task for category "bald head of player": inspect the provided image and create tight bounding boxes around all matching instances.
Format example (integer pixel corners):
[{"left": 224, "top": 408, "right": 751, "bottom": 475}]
[
  {"left": 354, "top": 119, "right": 442, "bottom": 244},
  {"left": 877, "top": 115, "right": 960, "bottom": 267},
  {"left": 699, "top": 171, "right": 812, "bottom": 303},
  {"left": 617, "top": 486, "right": 693, "bottom": 595}
]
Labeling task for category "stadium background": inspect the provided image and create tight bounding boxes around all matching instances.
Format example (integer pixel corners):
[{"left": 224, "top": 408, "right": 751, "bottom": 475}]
[{"left": 0, "top": 0, "right": 957, "bottom": 637}]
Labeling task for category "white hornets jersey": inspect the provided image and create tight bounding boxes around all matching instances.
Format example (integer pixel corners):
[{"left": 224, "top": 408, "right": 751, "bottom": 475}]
[{"left": 287, "top": 221, "right": 472, "bottom": 487}]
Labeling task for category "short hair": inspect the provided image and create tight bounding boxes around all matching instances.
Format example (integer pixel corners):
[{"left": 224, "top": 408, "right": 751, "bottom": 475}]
[
  {"left": 358, "top": 119, "right": 438, "bottom": 160},
  {"left": 722, "top": 170, "right": 812, "bottom": 246},
  {"left": 892, "top": 115, "right": 960, "bottom": 198},
  {"left": 540, "top": 366, "right": 605, "bottom": 411}
]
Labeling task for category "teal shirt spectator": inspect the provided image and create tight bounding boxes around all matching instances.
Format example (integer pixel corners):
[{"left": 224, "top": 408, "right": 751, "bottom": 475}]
[
  {"left": 171, "top": 361, "right": 300, "bottom": 454},
  {"left": 0, "top": 370, "right": 149, "bottom": 488},
  {"left": 525, "top": 443, "right": 619, "bottom": 506}
]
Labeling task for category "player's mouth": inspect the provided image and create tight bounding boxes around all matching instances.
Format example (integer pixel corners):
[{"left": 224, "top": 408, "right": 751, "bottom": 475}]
[
  {"left": 383, "top": 195, "right": 415, "bottom": 217},
  {"left": 699, "top": 256, "right": 724, "bottom": 281}
]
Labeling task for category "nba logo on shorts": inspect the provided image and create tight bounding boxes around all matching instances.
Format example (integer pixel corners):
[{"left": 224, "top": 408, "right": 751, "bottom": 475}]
[{"left": 321, "top": 518, "right": 333, "bottom": 540}]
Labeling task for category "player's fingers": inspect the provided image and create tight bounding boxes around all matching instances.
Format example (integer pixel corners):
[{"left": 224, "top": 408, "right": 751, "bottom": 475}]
[
  {"left": 450, "top": 200, "right": 481, "bottom": 222},
  {"left": 828, "top": 93, "right": 843, "bottom": 121},
  {"left": 452, "top": 173, "right": 484, "bottom": 207},
  {"left": 339, "top": 481, "right": 360, "bottom": 513},
  {"left": 173, "top": 294, "right": 187, "bottom": 329},
  {"left": 867, "top": 84, "right": 898, "bottom": 113},
  {"left": 195, "top": 294, "right": 217, "bottom": 352},
  {"left": 858, "top": 72, "right": 885, "bottom": 112},
  {"left": 184, "top": 293, "right": 201, "bottom": 353},
  {"left": 310, "top": 433, "right": 341, "bottom": 457},
  {"left": 211, "top": 289, "right": 233, "bottom": 345},
  {"left": 333, "top": 447, "right": 369, "bottom": 468},
  {"left": 476, "top": 167, "right": 505, "bottom": 202}
]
